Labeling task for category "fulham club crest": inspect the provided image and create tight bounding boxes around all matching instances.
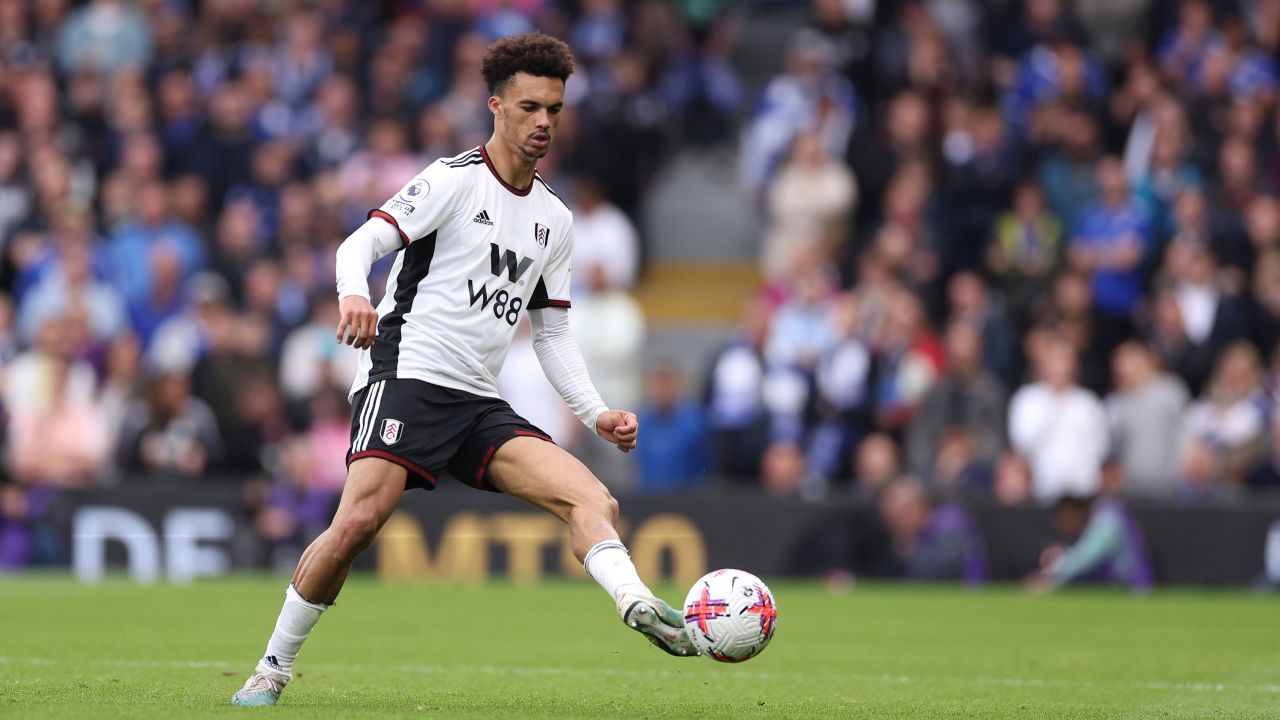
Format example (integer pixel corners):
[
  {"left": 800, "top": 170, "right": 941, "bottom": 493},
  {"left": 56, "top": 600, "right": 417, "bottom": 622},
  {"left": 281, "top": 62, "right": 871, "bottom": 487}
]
[
  {"left": 534, "top": 223, "right": 550, "bottom": 248},
  {"left": 381, "top": 419, "right": 404, "bottom": 446}
]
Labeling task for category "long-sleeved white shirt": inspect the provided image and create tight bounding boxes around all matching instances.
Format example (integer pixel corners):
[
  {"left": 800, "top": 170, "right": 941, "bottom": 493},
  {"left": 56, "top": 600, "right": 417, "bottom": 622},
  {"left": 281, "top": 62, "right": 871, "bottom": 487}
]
[{"left": 335, "top": 149, "right": 608, "bottom": 429}]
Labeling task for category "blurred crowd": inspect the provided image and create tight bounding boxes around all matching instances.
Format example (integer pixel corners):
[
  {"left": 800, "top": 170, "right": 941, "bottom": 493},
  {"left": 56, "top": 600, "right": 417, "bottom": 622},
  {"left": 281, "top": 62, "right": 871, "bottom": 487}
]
[
  {"left": 0, "top": 0, "right": 739, "bottom": 565},
  {"left": 635, "top": 0, "right": 1280, "bottom": 513},
  {"left": 5, "top": 0, "right": 1280, "bottom": 575}
]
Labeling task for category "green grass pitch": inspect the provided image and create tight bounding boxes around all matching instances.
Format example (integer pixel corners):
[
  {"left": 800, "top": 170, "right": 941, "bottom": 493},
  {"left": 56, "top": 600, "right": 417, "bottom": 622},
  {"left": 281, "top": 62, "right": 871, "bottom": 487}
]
[{"left": 1, "top": 576, "right": 1278, "bottom": 719}]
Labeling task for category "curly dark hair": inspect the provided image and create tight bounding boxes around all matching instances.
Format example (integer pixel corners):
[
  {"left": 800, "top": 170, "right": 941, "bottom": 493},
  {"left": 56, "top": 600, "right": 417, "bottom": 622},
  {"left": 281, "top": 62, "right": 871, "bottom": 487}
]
[{"left": 481, "top": 33, "right": 576, "bottom": 96}]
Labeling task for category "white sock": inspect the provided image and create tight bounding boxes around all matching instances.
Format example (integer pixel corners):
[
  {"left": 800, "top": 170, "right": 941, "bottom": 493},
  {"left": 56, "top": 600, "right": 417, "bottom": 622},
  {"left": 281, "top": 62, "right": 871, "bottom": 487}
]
[
  {"left": 256, "top": 585, "right": 329, "bottom": 678},
  {"left": 583, "top": 540, "right": 649, "bottom": 602}
]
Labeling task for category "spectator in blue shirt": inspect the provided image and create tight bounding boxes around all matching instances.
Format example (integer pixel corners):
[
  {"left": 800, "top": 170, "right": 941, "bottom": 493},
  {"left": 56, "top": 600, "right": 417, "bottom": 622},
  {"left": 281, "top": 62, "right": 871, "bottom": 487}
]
[
  {"left": 1157, "top": 0, "right": 1224, "bottom": 87},
  {"left": 1225, "top": 47, "right": 1279, "bottom": 101},
  {"left": 740, "top": 30, "right": 862, "bottom": 197},
  {"left": 1070, "top": 156, "right": 1150, "bottom": 320},
  {"left": 55, "top": 0, "right": 153, "bottom": 79},
  {"left": 636, "top": 363, "right": 708, "bottom": 493},
  {"left": 105, "top": 180, "right": 205, "bottom": 310},
  {"left": 1003, "top": 40, "right": 1107, "bottom": 139}
]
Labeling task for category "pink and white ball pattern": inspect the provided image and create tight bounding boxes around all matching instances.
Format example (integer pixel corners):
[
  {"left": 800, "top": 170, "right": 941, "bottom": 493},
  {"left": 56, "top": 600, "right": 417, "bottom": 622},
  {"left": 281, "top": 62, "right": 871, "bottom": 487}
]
[{"left": 683, "top": 569, "right": 778, "bottom": 663}]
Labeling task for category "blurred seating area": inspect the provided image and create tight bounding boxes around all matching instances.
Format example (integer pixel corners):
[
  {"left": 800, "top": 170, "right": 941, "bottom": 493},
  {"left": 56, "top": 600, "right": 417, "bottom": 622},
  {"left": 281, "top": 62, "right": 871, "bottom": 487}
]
[
  {"left": 2, "top": 0, "right": 1280, "bottom": 574},
  {"left": 0, "top": 0, "right": 732, "bottom": 487},
  {"left": 0, "top": 0, "right": 743, "bottom": 562},
  {"left": 633, "top": 0, "right": 1280, "bottom": 507}
]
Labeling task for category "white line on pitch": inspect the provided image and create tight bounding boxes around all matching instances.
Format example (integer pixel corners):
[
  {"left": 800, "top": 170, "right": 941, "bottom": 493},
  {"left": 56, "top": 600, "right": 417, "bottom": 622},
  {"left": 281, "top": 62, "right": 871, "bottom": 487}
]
[{"left": 0, "top": 656, "right": 1276, "bottom": 695}]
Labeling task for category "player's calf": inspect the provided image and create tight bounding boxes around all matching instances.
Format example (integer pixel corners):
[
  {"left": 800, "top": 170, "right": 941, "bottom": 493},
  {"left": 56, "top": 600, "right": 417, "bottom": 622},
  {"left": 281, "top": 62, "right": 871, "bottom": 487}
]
[
  {"left": 484, "top": 440, "right": 694, "bottom": 656},
  {"left": 233, "top": 458, "right": 406, "bottom": 706}
]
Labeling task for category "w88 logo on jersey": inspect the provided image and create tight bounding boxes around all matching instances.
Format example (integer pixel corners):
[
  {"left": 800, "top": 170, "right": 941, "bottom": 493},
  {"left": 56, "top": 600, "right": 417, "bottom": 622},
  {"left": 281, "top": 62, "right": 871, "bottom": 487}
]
[
  {"left": 465, "top": 243, "right": 532, "bottom": 326},
  {"left": 467, "top": 279, "right": 522, "bottom": 326}
]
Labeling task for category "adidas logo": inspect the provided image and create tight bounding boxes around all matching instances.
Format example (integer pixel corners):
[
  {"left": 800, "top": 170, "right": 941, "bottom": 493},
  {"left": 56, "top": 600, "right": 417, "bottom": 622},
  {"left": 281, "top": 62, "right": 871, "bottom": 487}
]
[{"left": 473, "top": 210, "right": 494, "bottom": 226}]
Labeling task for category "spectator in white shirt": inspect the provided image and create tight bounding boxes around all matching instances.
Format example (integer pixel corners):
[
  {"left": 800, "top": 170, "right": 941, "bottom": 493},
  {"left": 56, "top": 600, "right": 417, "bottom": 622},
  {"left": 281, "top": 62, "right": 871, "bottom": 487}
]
[
  {"left": 570, "top": 177, "right": 639, "bottom": 295},
  {"left": 1009, "top": 333, "right": 1109, "bottom": 503},
  {"left": 497, "top": 321, "right": 580, "bottom": 448},
  {"left": 761, "top": 131, "right": 857, "bottom": 280},
  {"left": 567, "top": 263, "right": 645, "bottom": 488},
  {"left": 569, "top": 264, "right": 645, "bottom": 416}
]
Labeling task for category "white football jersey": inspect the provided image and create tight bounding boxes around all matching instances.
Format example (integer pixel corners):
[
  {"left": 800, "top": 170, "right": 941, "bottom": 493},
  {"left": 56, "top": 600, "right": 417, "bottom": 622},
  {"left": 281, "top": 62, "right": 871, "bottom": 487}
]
[{"left": 350, "top": 146, "right": 575, "bottom": 399}]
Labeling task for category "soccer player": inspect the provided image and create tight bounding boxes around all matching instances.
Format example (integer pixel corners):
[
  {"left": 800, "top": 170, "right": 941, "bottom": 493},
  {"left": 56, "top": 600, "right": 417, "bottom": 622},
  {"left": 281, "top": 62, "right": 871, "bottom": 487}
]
[{"left": 232, "top": 33, "right": 696, "bottom": 707}]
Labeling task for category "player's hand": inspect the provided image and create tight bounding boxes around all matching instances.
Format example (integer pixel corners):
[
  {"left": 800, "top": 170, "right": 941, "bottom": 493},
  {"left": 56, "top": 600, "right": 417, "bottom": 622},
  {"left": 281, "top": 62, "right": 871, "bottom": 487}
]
[
  {"left": 596, "top": 409, "right": 638, "bottom": 453},
  {"left": 336, "top": 295, "right": 379, "bottom": 350}
]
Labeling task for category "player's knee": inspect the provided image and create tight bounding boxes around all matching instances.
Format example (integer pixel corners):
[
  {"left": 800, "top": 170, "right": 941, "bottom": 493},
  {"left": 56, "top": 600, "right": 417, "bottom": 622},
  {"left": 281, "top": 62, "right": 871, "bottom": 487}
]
[
  {"left": 563, "top": 483, "right": 617, "bottom": 527},
  {"left": 587, "top": 484, "right": 619, "bottom": 525},
  {"left": 603, "top": 490, "right": 620, "bottom": 525},
  {"left": 333, "top": 507, "right": 381, "bottom": 558}
]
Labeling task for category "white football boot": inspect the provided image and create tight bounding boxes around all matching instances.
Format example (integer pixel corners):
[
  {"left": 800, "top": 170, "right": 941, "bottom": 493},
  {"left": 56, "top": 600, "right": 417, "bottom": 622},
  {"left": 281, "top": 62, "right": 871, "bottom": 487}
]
[
  {"left": 230, "top": 668, "right": 290, "bottom": 707},
  {"left": 616, "top": 588, "right": 699, "bottom": 657}
]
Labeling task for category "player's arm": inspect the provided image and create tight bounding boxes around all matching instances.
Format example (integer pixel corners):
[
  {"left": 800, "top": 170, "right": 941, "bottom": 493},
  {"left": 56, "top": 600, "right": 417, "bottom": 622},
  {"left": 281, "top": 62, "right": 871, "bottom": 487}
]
[
  {"left": 336, "top": 163, "right": 457, "bottom": 349},
  {"left": 334, "top": 218, "right": 403, "bottom": 349},
  {"left": 528, "top": 306, "right": 637, "bottom": 453}
]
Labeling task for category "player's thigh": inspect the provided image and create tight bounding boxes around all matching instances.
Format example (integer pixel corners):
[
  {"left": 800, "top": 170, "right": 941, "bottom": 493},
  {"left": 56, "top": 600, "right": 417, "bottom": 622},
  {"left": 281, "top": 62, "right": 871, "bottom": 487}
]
[
  {"left": 485, "top": 437, "right": 613, "bottom": 522},
  {"left": 332, "top": 456, "right": 407, "bottom": 528}
]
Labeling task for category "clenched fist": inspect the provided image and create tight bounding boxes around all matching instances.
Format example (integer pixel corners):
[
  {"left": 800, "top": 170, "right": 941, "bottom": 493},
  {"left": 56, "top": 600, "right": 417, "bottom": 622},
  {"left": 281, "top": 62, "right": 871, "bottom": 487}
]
[{"left": 595, "top": 409, "right": 638, "bottom": 453}]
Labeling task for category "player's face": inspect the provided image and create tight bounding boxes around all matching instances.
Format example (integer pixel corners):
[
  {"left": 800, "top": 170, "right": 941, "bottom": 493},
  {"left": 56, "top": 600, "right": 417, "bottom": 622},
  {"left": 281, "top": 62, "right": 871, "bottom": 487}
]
[{"left": 491, "top": 73, "right": 565, "bottom": 161}]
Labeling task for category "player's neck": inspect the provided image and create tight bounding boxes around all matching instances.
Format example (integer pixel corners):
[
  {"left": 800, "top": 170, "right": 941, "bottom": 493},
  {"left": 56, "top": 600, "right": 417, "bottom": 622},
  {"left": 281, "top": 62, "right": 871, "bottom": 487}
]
[{"left": 483, "top": 138, "right": 536, "bottom": 192}]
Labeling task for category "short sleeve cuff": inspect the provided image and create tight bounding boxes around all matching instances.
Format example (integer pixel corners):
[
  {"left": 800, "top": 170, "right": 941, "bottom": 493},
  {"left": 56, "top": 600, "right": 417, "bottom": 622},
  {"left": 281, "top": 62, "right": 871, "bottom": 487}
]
[
  {"left": 529, "top": 298, "right": 571, "bottom": 310},
  {"left": 368, "top": 209, "right": 410, "bottom": 246}
]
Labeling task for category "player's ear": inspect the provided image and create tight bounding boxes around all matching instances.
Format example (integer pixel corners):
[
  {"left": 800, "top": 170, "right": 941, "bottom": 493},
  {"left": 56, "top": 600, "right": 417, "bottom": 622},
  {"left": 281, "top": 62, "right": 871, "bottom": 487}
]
[{"left": 487, "top": 95, "right": 502, "bottom": 118}]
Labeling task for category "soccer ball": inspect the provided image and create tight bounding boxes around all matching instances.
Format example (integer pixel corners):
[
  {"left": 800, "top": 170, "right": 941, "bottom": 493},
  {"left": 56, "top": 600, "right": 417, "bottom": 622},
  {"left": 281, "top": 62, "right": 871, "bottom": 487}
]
[{"left": 682, "top": 569, "right": 778, "bottom": 663}]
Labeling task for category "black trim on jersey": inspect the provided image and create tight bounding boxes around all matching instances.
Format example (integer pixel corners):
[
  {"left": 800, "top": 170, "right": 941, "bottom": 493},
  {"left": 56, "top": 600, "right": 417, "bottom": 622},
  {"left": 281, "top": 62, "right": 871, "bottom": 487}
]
[
  {"left": 445, "top": 149, "right": 483, "bottom": 168},
  {"left": 527, "top": 276, "right": 571, "bottom": 310},
  {"left": 368, "top": 209, "right": 410, "bottom": 246},
  {"left": 533, "top": 174, "right": 568, "bottom": 211},
  {"left": 479, "top": 145, "right": 533, "bottom": 197},
  {"left": 369, "top": 231, "right": 438, "bottom": 379}
]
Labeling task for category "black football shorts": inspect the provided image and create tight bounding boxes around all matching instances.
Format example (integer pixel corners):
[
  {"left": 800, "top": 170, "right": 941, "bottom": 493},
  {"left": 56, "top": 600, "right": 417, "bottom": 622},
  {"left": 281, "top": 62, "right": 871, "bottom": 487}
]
[{"left": 346, "top": 378, "right": 553, "bottom": 491}]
